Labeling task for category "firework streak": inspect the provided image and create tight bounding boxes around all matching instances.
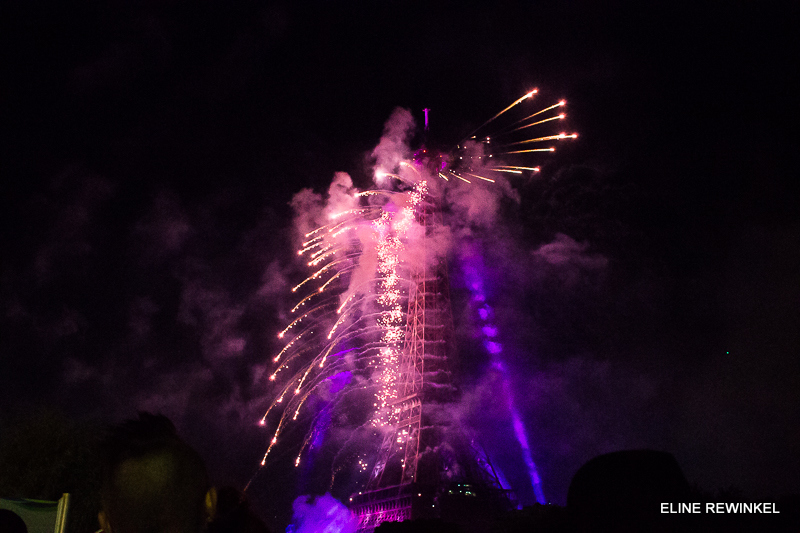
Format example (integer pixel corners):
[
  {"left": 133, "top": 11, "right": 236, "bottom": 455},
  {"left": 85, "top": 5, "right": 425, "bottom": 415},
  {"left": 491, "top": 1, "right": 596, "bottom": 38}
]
[{"left": 255, "top": 91, "right": 576, "bottom": 497}]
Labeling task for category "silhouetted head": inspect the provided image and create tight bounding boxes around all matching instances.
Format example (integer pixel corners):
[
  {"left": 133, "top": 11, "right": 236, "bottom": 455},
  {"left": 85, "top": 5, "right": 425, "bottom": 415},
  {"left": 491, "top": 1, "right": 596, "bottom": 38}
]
[
  {"left": 99, "top": 413, "right": 216, "bottom": 533},
  {"left": 0, "top": 509, "right": 28, "bottom": 533},
  {"left": 567, "top": 450, "right": 691, "bottom": 533}
]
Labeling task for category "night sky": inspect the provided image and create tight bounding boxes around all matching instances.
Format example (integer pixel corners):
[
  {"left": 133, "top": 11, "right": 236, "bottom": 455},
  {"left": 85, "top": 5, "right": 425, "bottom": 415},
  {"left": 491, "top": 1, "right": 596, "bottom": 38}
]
[{"left": 2, "top": 0, "right": 798, "bottom": 529}]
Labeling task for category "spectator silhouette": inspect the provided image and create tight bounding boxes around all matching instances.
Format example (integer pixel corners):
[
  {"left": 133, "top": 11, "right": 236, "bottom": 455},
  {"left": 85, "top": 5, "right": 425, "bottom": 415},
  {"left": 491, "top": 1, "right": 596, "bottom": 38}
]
[
  {"left": 98, "top": 413, "right": 217, "bottom": 533},
  {"left": 0, "top": 509, "right": 28, "bottom": 533},
  {"left": 567, "top": 450, "right": 691, "bottom": 533}
]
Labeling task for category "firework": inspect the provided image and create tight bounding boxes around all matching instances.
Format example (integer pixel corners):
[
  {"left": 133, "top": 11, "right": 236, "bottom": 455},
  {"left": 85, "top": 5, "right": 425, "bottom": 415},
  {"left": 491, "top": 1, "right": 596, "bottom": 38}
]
[
  {"left": 254, "top": 91, "right": 575, "bottom": 498},
  {"left": 257, "top": 179, "right": 430, "bottom": 469}
]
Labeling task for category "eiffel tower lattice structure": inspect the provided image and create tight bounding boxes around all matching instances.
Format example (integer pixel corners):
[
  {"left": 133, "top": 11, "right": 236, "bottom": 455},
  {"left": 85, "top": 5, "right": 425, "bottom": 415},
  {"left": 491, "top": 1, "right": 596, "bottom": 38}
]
[{"left": 349, "top": 191, "right": 512, "bottom": 533}]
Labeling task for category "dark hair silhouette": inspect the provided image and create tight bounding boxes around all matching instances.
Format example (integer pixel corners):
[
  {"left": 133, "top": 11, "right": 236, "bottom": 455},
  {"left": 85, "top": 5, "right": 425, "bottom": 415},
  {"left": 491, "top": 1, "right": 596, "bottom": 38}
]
[
  {"left": 0, "top": 509, "right": 28, "bottom": 533},
  {"left": 100, "top": 413, "right": 211, "bottom": 533}
]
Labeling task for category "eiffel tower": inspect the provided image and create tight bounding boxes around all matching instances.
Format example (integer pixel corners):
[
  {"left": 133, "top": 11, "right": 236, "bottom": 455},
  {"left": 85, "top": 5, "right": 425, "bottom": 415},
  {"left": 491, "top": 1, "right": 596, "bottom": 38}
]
[{"left": 349, "top": 189, "right": 512, "bottom": 532}]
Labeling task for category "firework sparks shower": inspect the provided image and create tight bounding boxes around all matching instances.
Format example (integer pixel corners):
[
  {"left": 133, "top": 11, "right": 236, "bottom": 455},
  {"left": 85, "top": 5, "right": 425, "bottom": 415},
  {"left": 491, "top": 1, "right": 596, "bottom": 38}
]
[{"left": 253, "top": 92, "right": 576, "bottom": 511}]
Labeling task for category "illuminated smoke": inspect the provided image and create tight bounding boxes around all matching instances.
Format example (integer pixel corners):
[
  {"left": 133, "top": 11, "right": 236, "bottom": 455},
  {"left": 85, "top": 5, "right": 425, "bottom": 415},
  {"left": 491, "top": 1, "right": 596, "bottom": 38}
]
[
  {"left": 287, "top": 493, "right": 358, "bottom": 533},
  {"left": 371, "top": 107, "right": 415, "bottom": 179},
  {"left": 460, "top": 242, "right": 546, "bottom": 503},
  {"left": 256, "top": 92, "right": 576, "bottom": 502}
]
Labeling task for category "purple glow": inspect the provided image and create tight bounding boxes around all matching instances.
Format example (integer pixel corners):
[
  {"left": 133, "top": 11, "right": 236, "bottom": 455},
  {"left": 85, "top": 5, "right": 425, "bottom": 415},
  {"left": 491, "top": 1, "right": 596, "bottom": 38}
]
[
  {"left": 484, "top": 341, "right": 503, "bottom": 354},
  {"left": 328, "top": 371, "right": 352, "bottom": 395},
  {"left": 288, "top": 494, "right": 358, "bottom": 533},
  {"left": 506, "top": 382, "right": 545, "bottom": 499},
  {"left": 310, "top": 410, "right": 329, "bottom": 451},
  {"left": 461, "top": 246, "right": 546, "bottom": 504}
]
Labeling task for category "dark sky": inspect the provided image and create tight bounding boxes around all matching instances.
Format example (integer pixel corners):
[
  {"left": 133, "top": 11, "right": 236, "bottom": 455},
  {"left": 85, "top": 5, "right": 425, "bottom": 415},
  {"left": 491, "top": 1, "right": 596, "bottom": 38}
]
[{"left": 2, "top": 0, "right": 799, "bottom": 528}]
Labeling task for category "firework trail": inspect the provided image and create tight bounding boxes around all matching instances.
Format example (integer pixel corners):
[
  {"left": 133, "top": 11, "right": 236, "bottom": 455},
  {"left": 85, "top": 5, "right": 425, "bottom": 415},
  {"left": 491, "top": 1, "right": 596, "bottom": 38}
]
[{"left": 253, "top": 91, "right": 576, "bottom": 498}]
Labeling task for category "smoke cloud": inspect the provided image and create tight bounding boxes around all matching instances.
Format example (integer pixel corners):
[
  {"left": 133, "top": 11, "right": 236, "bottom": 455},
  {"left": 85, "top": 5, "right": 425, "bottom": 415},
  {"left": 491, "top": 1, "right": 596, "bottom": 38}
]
[
  {"left": 288, "top": 493, "right": 358, "bottom": 533},
  {"left": 371, "top": 107, "right": 415, "bottom": 178}
]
